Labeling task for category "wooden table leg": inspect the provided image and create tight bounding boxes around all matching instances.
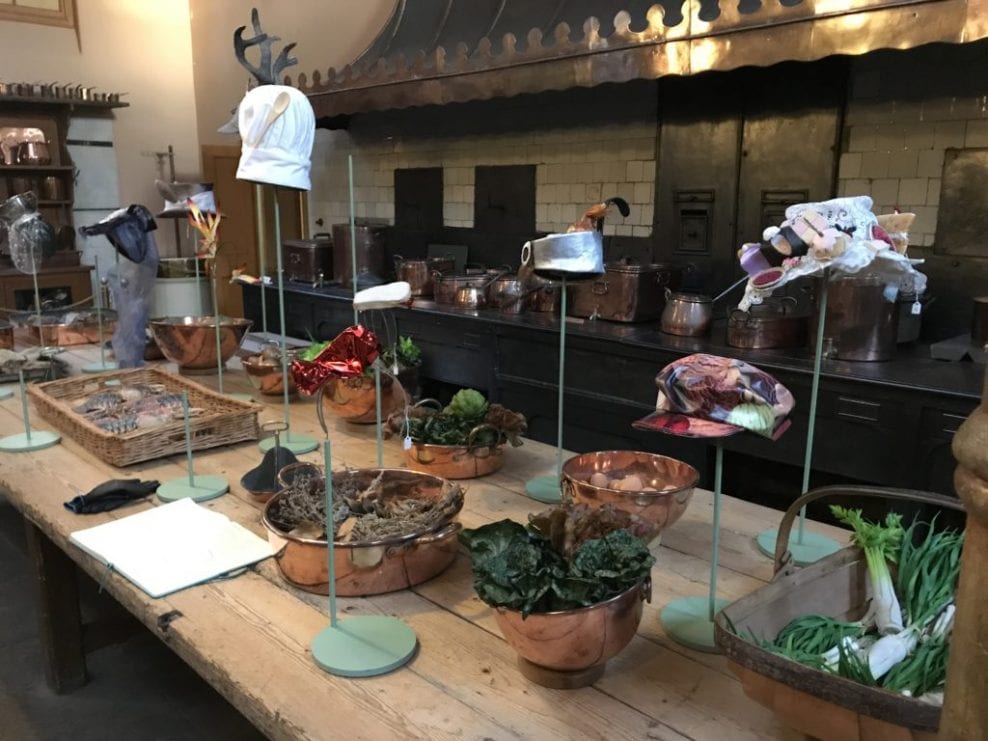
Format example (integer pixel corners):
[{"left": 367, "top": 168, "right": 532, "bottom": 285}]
[{"left": 23, "top": 518, "right": 87, "bottom": 693}]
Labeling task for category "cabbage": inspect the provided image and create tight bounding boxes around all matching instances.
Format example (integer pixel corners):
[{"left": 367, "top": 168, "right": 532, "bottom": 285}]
[{"left": 444, "top": 389, "right": 488, "bottom": 420}]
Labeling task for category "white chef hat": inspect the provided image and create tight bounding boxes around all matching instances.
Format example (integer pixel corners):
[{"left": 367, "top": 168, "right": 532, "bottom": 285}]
[{"left": 235, "top": 85, "right": 314, "bottom": 192}]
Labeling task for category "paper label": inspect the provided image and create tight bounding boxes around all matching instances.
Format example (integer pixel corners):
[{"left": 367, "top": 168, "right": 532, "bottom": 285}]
[
  {"left": 911, "top": 300, "right": 922, "bottom": 315},
  {"left": 403, "top": 435, "right": 412, "bottom": 450}
]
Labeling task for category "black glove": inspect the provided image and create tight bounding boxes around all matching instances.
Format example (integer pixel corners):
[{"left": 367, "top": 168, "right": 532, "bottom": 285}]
[{"left": 64, "top": 479, "right": 160, "bottom": 514}]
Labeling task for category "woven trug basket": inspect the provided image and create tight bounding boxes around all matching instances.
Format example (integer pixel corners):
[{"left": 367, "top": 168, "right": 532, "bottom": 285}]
[{"left": 28, "top": 367, "right": 262, "bottom": 467}]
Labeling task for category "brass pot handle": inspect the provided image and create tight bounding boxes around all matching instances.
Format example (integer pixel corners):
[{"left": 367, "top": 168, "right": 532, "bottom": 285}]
[
  {"left": 414, "top": 521, "right": 462, "bottom": 545},
  {"left": 466, "top": 423, "right": 500, "bottom": 453},
  {"left": 591, "top": 280, "right": 609, "bottom": 295},
  {"left": 773, "top": 485, "right": 965, "bottom": 577},
  {"left": 414, "top": 398, "right": 443, "bottom": 411},
  {"left": 641, "top": 576, "right": 653, "bottom": 604}
]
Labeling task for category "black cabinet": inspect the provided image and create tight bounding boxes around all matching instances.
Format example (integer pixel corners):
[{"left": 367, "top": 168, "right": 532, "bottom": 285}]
[{"left": 241, "top": 284, "right": 981, "bottom": 503}]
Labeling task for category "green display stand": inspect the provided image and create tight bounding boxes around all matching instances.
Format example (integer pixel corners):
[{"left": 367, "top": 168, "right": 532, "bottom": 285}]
[
  {"left": 310, "top": 436, "right": 416, "bottom": 677},
  {"left": 754, "top": 270, "right": 839, "bottom": 565},
  {"left": 262, "top": 187, "right": 318, "bottom": 457},
  {"left": 82, "top": 255, "right": 118, "bottom": 374},
  {"left": 0, "top": 387, "right": 13, "bottom": 400},
  {"left": 158, "top": 475, "right": 229, "bottom": 503},
  {"left": 525, "top": 276, "right": 568, "bottom": 504},
  {"left": 0, "top": 371, "right": 61, "bottom": 452},
  {"left": 661, "top": 444, "right": 726, "bottom": 653},
  {"left": 158, "top": 391, "right": 229, "bottom": 503}
]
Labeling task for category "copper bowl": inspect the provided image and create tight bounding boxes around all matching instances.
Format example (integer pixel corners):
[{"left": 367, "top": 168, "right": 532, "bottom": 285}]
[
  {"left": 561, "top": 451, "right": 698, "bottom": 543},
  {"left": 261, "top": 468, "right": 463, "bottom": 596},
  {"left": 0, "top": 321, "right": 13, "bottom": 350},
  {"left": 493, "top": 579, "right": 650, "bottom": 687},
  {"left": 149, "top": 315, "right": 252, "bottom": 373},
  {"left": 319, "top": 373, "right": 405, "bottom": 424},
  {"left": 242, "top": 353, "right": 296, "bottom": 396}
]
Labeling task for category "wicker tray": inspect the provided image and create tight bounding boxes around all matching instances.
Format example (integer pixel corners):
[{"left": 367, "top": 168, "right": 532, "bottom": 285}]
[
  {"left": 28, "top": 367, "right": 263, "bottom": 467},
  {"left": 714, "top": 486, "right": 964, "bottom": 741}
]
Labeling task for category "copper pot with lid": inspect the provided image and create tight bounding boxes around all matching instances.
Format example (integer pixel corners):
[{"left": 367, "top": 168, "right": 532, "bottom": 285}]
[
  {"left": 727, "top": 297, "right": 807, "bottom": 349},
  {"left": 393, "top": 254, "right": 454, "bottom": 297},
  {"left": 660, "top": 290, "right": 713, "bottom": 336}
]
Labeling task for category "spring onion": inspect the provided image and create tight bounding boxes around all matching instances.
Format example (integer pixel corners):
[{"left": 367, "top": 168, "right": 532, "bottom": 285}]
[{"left": 831, "top": 506, "right": 904, "bottom": 635}]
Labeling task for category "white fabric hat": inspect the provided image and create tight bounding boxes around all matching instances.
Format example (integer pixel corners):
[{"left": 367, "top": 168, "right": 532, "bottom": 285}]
[
  {"left": 155, "top": 181, "right": 219, "bottom": 218},
  {"left": 235, "top": 85, "right": 314, "bottom": 191}
]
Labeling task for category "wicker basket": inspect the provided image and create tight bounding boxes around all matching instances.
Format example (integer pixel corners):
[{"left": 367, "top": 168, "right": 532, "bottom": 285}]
[
  {"left": 28, "top": 367, "right": 262, "bottom": 467},
  {"left": 714, "top": 486, "right": 964, "bottom": 741}
]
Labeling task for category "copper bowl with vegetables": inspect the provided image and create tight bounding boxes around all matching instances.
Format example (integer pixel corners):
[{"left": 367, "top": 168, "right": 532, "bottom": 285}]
[
  {"left": 561, "top": 451, "right": 699, "bottom": 544},
  {"left": 387, "top": 390, "right": 527, "bottom": 480},
  {"left": 261, "top": 467, "right": 464, "bottom": 596},
  {"left": 320, "top": 372, "right": 405, "bottom": 424}
]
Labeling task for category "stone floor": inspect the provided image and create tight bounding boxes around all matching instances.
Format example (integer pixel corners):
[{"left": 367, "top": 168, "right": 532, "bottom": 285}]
[{"left": 0, "top": 495, "right": 264, "bottom": 741}]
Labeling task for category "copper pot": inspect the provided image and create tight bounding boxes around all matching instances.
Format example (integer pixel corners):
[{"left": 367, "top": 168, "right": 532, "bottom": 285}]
[
  {"left": 434, "top": 273, "right": 487, "bottom": 305},
  {"left": 242, "top": 353, "right": 296, "bottom": 396},
  {"left": 726, "top": 297, "right": 807, "bottom": 350},
  {"left": 15, "top": 141, "right": 51, "bottom": 166},
  {"left": 660, "top": 291, "right": 713, "bottom": 336},
  {"left": 318, "top": 372, "right": 405, "bottom": 424},
  {"left": 487, "top": 276, "right": 526, "bottom": 314},
  {"left": 493, "top": 579, "right": 650, "bottom": 685},
  {"left": 393, "top": 255, "right": 454, "bottom": 297},
  {"left": 404, "top": 432, "right": 506, "bottom": 480},
  {"left": 261, "top": 468, "right": 463, "bottom": 596},
  {"left": 561, "top": 450, "right": 698, "bottom": 544}
]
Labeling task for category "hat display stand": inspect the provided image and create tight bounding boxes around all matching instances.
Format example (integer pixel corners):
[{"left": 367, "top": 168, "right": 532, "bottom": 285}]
[
  {"left": 754, "top": 269, "right": 840, "bottom": 565},
  {"left": 525, "top": 274, "right": 572, "bottom": 504},
  {"left": 659, "top": 442, "right": 730, "bottom": 653},
  {"left": 158, "top": 391, "right": 228, "bottom": 502},
  {"left": 309, "top": 434, "right": 417, "bottom": 676},
  {"left": 81, "top": 254, "right": 118, "bottom": 374},
  {"left": 257, "top": 188, "right": 318, "bottom": 455},
  {"left": 0, "top": 369, "right": 60, "bottom": 452}
]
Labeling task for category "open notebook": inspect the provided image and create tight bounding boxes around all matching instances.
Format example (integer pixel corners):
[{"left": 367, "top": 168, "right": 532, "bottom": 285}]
[{"left": 70, "top": 498, "right": 273, "bottom": 598}]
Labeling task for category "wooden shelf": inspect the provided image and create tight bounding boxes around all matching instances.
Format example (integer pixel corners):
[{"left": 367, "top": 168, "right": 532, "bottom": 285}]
[
  {"left": 0, "top": 165, "right": 73, "bottom": 173},
  {"left": 0, "top": 95, "right": 128, "bottom": 110}
]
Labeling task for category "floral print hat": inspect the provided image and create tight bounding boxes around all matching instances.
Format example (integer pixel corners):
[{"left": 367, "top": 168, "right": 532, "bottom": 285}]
[{"left": 634, "top": 354, "right": 794, "bottom": 440}]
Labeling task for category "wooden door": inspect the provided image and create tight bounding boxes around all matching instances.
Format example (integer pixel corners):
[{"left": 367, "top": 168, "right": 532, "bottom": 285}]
[{"left": 201, "top": 144, "right": 304, "bottom": 317}]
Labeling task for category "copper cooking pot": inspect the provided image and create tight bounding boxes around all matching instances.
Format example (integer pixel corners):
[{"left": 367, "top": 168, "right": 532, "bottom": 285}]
[
  {"left": 317, "top": 372, "right": 405, "bottom": 424},
  {"left": 726, "top": 297, "right": 807, "bottom": 350},
  {"left": 261, "top": 468, "right": 463, "bottom": 596},
  {"left": 393, "top": 254, "right": 454, "bottom": 297}
]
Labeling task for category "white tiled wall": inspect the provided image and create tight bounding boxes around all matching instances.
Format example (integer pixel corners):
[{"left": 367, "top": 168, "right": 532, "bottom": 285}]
[
  {"left": 838, "top": 47, "right": 988, "bottom": 248},
  {"left": 308, "top": 87, "right": 657, "bottom": 237}
]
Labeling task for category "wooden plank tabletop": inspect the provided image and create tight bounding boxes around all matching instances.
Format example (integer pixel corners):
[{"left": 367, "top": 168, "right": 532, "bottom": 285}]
[{"left": 0, "top": 345, "right": 848, "bottom": 740}]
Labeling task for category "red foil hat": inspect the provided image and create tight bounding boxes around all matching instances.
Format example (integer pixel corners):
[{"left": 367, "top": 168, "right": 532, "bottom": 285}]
[{"left": 290, "top": 325, "right": 380, "bottom": 396}]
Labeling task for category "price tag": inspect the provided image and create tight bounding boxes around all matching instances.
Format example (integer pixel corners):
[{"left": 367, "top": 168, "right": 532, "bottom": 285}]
[
  {"left": 911, "top": 300, "right": 922, "bottom": 315},
  {"left": 403, "top": 435, "right": 412, "bottom": 450}
]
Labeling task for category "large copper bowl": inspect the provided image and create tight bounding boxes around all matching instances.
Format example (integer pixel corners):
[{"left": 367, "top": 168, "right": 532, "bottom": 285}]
[
  {"left": 494, "top": 579, "right": 650, "bottom": 686},
  {"left": 149, "top": 315, "right": 252, "bottom": 373},
  {"left": 261, "top": 468, "right": 462, "bottom": 596},
  {"left": 242, "top": 352, "right": 296, "bottom": 396},
  {"left": 561, "top": 451, "right": 698, "bottom": 543},
  {"left": 319, "top": 373, "right": 405, "bottom": 424}
]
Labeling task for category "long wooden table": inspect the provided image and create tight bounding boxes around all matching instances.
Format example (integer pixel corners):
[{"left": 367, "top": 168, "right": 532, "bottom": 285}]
[{"left": 0, "top": 346, "right": 848, "bottom": 740}]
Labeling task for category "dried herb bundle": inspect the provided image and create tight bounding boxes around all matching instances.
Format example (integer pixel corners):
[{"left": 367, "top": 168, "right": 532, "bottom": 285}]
[{"left": 270, "top": 469, "right": 463, "bottom": 544}]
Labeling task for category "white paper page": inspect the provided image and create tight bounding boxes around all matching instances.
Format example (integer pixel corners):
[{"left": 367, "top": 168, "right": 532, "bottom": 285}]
[{"left": 70, "top": 499, "right": 273, "bottom": 598}]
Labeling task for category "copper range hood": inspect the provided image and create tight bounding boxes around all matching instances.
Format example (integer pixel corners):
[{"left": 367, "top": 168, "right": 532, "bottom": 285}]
[{"left": 293, "top": 0, "right": 988, "bottom": 119}]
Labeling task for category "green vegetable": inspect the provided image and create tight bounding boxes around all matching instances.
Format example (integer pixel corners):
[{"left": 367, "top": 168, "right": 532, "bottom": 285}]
[
  {"left": 299, "top": 340, "right": 330, "bottom": 362},
  {"left": 381, "top": 336, "right": 421, "bottom": 369},
  {"left": 831, "top": 506, "right": 904, "bottom": 635},
  {"left": 773, "top": 615, "right": 865, "bottom": 657},
  {"left": 896, "top": 517, "right": 963, "bottom": 629},
  {"left": 460, "top": 509, "right": 654, "bottom": 617},
  {"left": 444, "top": 389, "right": 488, "bottom": 420},
  {"left": 883, "top": 633, "right": 950, "bottom": 697}
]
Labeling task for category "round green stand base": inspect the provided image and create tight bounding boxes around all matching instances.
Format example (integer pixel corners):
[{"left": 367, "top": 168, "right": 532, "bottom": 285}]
[
  {"left": 157, "top": 475, "right": 229, "bottom": 503},
  {"left": 259, "top": 433, "right": 319, "bottom": 455},
  {"left": 755, "top": 528, "right": 841, "bottom": 566},
  {"left": 82, "top": 361, "right": 119, "bottom": 374},
  {"left": 311, "top": 616, "right": 417, "bottom": 677},
  {"left": 526, "top": 475, "right": 561, "bottom": 503},
  {"left": 660, "top": 596, "right": 730, "bottom": 653},
  {"left": 0, "top": 387, "right": 13, "bottom": 400},
  {"left": 226, "top": 392, "right": 254, "bottom": 403},
  {"left": 0, "top": 430, "right": 61, "bottom": 452}
]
